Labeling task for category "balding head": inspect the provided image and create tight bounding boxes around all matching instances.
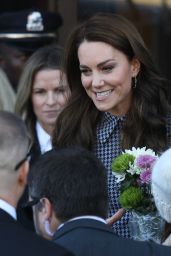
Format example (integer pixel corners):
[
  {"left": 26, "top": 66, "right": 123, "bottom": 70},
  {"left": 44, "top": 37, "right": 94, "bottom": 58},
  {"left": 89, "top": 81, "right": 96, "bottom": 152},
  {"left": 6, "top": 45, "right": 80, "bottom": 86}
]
[
  {"left": 0, "top": 111, "right": 29, "bottom": 172},
  {"left": 0, "top": 111, "right": 30, "bottom": 206}
]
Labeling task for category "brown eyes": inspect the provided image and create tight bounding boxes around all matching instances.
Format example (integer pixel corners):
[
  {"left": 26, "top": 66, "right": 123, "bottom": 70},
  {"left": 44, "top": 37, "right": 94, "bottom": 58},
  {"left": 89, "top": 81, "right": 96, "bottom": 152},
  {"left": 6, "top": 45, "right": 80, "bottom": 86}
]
[
  {"left": 80, "top": 69, "right": 91, "bottom": 76},
  {"left": 80, "top": 65, "right": 114, "bottom": 76},
  {"left": 102, "top": 66, "right": 114, "bottom": 72},
  {"left": 33, "top": 88, "right": 67, "bottom": 95},
  {"left": 33, "top": 90, "right": 45, "bottom": 94}
]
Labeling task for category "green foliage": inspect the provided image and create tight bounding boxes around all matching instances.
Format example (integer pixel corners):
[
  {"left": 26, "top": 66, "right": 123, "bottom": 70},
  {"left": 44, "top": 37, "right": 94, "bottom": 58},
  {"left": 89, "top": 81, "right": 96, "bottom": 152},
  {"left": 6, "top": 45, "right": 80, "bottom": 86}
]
[
  {"left": 112, "top": 153, "right": 135, "bottom": 173},
  {"left": 119, "top": 186, "right": 144, "bottom": 209}
]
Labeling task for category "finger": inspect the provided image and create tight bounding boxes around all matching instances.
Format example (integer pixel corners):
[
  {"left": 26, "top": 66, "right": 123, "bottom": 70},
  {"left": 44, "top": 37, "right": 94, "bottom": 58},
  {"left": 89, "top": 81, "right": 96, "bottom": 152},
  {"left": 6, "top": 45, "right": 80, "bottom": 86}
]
[{"left": 106, "top": 208, "right": 125, "bottom": 226}]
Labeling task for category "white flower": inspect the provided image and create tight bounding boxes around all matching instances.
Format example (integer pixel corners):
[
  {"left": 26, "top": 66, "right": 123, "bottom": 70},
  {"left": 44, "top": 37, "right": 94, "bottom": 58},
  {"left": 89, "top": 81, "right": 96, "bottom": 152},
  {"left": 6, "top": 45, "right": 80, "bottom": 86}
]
[
  {"left": 127, "top": 162, "right": 141, "bottom": 175},
  {"left": 112, "top": 172, "right": 126, "bottom": 183},
  {"left": 125, "top": 147, "right": 157, "bottom": 158}
]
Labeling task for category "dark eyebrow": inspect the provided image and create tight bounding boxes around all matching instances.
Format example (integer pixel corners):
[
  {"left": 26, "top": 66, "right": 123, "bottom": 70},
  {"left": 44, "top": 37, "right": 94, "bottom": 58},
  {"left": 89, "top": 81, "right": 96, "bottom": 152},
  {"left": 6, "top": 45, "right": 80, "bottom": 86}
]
[{"left": 79, "top": 59, "right": 115, "bottom": 69}]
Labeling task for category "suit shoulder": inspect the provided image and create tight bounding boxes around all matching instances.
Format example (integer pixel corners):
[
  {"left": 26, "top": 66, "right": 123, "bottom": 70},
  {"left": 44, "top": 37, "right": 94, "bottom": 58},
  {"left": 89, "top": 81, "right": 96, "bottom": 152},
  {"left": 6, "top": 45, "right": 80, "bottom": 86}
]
[{"left": 0, "top": 220, "right": 73, "bottom": 256}]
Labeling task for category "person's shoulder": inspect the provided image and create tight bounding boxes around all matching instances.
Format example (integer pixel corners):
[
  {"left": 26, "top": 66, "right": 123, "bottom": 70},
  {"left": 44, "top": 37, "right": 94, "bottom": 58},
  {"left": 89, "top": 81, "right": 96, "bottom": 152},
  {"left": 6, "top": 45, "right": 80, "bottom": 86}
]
[
  {"left": 30, "top": 232, "right": 73, "bottom": 256},
  {"left": 10, "top": 220, "right": 73, "bottom": 256},
  {"left": 150, "top": 240, "right": 171, "bottom": 256}
]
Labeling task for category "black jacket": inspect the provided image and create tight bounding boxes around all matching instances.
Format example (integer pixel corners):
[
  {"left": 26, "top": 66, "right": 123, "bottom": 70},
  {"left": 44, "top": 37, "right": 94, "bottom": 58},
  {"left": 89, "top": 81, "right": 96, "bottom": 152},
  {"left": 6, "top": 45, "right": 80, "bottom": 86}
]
[
  {"left": 54, "top": 218, "right": 171, "bottom": 256},
  {"left": 0, "top": 209, "right": 73, "bottom": 256}
]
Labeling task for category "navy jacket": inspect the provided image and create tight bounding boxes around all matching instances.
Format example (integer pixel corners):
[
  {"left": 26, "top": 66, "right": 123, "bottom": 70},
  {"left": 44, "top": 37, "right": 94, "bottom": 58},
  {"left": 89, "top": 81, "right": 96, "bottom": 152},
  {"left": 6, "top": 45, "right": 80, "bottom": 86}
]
[
  {"left": 0, "top": 209, "right": 73, "bottom": 256},
  {"left": 53, "top": 218, "right": 171, "bottom": 256}
]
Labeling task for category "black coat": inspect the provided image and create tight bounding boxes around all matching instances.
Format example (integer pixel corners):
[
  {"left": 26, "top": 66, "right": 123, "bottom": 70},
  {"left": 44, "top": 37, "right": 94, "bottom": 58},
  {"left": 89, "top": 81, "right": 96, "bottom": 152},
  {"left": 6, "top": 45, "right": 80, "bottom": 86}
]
[
  {"left": 54, "top": 218, "right": 171, "bottom": 256},
  {"left": 17, "top": 130, "right": 41, "bottom": 231},
  {"left": 0, "top": 209, "right": 73, "bottom": 256}
]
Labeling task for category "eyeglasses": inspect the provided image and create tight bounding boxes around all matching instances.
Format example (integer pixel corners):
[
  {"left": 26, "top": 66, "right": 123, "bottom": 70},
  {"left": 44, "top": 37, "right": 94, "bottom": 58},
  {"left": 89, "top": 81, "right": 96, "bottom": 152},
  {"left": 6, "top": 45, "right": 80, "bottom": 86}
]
[
  {"left": 14, "top": 153, "right": 31, "bottom": 171},
  {"left": 23, "top": 196, "right": 40, "bottom": 209}
]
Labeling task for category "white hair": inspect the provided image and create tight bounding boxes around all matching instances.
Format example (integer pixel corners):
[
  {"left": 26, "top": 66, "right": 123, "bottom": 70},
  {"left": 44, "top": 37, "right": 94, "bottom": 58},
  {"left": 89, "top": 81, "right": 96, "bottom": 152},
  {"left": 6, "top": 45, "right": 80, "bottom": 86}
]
[{"left": 152, "top": 148, "right": 171, "bottom": 223}]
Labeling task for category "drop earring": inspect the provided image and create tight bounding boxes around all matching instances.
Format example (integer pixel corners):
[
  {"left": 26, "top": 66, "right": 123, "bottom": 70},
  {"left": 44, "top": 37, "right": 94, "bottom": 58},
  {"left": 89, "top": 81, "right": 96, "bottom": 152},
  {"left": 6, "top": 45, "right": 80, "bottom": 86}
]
[{"left": 133, "top": 76, "right": 137, "bottom": 89}]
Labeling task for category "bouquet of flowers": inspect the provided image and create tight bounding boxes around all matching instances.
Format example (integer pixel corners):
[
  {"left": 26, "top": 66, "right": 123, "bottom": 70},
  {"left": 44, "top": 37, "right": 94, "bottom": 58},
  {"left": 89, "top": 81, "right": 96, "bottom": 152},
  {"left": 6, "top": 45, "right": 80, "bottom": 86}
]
[{"left": 112, "top": 147, "right": 158, "bottom": 214}]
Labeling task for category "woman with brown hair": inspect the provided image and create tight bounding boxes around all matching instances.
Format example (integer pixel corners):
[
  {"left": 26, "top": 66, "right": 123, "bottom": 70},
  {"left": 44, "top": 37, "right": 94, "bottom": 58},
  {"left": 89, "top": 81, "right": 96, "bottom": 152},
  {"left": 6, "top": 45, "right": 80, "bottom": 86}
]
[
  {"left": 15, "top": 44, "right": 69, "bottom": 230},
  {"left": 16, "top": 44, "right": 69, "bottom": 164},
  {"left": 53, "top": 13, "right": 171, "bottom": 238}
]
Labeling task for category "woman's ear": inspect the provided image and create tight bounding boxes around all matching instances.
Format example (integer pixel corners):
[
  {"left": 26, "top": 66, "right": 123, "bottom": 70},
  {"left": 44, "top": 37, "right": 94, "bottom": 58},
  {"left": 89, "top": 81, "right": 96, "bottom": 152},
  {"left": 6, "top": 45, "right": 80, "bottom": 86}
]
[{"left": 131, "top": 57, "right": 141, "bottom": 77}]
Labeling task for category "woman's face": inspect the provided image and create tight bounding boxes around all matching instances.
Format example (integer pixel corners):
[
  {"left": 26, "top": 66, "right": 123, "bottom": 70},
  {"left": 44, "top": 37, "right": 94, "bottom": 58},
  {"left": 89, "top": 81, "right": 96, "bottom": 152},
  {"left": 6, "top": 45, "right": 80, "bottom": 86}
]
[
  {"left": 32, "top": 69, "right": 69, "bottom": 134},
  {"left": 78, "top": 41, "right": 140, "bottom": 116}
]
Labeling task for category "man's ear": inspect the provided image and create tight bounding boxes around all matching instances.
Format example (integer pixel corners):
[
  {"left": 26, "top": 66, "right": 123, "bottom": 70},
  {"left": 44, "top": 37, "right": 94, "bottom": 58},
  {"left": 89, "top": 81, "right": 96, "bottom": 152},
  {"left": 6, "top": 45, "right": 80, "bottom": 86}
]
[
  {"left": 131, "top": 57, "right": 141, "bottom": 77},
  {"left": 17, "top": 160, "right": 29, "bottom": 187},
  {"left": 40, "top": 198, "right": 53, "bottom": 220},
  {"left": 40, "top": 198, "right": 59, "bottom": 236}
]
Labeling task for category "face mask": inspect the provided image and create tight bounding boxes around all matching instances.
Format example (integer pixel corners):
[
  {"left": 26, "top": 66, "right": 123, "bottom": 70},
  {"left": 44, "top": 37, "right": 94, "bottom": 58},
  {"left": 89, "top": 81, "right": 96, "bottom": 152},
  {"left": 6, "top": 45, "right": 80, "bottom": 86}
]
[{"left": 44, "top": 219, "right": 54, "bottom": 237}]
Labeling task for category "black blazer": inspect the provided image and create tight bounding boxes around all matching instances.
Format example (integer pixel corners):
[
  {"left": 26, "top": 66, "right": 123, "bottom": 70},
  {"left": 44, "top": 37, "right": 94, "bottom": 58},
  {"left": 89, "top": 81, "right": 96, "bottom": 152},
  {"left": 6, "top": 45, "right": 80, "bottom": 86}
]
[
  {"left": 53, "top": 218, "right": 171, "bottom": 256},
  {"left": 17, "top": 130, "right": 41, "bottom": 231},
  {"left": 29, "top": 128, "right": 42, "bottom": 166},
  {"left": 0, "top": 209, "right": 74, "bottom": 256}
]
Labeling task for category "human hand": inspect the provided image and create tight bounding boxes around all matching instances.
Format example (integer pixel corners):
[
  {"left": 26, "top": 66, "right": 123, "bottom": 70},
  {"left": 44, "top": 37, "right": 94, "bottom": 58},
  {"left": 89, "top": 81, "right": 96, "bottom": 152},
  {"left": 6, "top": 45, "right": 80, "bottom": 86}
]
[{"left": 106, "top": 208, "right": 125, "bottom": 226}]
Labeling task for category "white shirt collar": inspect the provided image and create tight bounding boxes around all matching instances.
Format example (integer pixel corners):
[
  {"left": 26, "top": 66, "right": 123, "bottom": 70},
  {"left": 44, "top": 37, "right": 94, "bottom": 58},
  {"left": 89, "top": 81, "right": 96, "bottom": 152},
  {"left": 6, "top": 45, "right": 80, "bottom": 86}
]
[
  {"left": 0, "top": 199, "right": 17, "bottom": 220},
  {"left": 58, "top": 215, "right": 106, "bottom": 230},
  {"left": 36, "top": 122, "right": 52, "bottom": 154}
]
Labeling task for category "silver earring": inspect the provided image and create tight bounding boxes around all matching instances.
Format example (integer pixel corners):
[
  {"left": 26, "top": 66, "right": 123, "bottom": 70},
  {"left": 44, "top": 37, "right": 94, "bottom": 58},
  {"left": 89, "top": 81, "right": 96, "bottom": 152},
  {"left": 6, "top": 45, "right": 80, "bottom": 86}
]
[{"left": 133, "top": 77, "right": 137, "bottom": 89}]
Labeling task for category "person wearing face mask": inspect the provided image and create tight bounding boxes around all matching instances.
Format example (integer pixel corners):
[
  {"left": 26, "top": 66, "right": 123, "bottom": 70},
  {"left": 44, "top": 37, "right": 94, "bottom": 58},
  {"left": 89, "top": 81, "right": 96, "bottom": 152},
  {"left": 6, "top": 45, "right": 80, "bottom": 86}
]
[
  {"left": 15, "top": 44, "right": 70, "bottom": 231},
  {"left": 52, "top": 13, "right": 171, "bottom": 238},
  {"left": 27, "top": 147, "right": 171, "bottom": 256}
]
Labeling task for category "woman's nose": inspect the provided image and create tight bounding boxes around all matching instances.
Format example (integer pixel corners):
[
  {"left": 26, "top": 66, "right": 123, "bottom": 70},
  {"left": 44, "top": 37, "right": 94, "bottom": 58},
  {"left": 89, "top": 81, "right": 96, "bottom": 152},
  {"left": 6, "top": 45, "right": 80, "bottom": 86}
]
[
  {"left": 46, "top": 92, "right": 56, "bottom": 105},
  {"left": 92, "top": 73, "right": 104, "bottom": 88}
]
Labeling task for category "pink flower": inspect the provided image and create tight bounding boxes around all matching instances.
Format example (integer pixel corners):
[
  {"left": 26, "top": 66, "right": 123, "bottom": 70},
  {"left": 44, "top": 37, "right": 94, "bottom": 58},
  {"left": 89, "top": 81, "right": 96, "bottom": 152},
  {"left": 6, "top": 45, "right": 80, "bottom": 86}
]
[
  {"left": 136, "top": 155, "right": 156, "bottom": 170},
  {"left": 139, "top": 168, "right": 152, "bottom": 184}
]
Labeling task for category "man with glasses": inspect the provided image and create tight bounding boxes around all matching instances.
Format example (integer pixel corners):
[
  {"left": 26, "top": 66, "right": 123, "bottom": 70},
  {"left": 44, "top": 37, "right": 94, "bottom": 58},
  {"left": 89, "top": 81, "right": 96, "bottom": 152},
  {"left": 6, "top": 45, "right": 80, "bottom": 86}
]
[
  {"left": 28, "top": 147, "right": 171, "bottom": 256},
  {"left": 0, "top": 111, "right": 73, "bottom": 256}
]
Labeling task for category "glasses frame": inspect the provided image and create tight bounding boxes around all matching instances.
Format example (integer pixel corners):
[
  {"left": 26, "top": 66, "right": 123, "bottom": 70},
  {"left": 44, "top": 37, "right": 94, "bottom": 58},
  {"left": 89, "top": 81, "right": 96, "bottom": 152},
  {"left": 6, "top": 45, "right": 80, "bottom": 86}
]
[
  {"left": 23, "top": 196, "right": 40, "bottom": 209},
  {"left": 14, "top": 153, "right": 31, "bottom": 171}
]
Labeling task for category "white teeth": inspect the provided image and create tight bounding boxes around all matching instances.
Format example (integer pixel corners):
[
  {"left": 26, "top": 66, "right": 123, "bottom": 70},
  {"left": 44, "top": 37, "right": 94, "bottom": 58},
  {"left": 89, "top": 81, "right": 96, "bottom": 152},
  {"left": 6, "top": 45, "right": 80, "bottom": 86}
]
[{"left": 96, "top": 90, "right": 112, "bottom": 97}]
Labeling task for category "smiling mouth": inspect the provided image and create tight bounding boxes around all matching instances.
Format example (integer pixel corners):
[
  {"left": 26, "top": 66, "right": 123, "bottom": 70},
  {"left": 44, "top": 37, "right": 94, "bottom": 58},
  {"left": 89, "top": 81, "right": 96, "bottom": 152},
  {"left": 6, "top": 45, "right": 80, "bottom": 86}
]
[{"left": 96, "top": 89, "right": 113, "bottom": 98}]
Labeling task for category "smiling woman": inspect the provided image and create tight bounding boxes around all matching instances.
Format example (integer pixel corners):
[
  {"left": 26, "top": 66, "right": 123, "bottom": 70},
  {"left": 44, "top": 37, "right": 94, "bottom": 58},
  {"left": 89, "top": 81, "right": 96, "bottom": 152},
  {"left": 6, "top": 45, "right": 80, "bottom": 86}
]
[
  {"left": 78, "top": 40, "right": 140, "bottom": 116},
  {"left": 53, "top": 13, "right": 171, "bottom": 238}
]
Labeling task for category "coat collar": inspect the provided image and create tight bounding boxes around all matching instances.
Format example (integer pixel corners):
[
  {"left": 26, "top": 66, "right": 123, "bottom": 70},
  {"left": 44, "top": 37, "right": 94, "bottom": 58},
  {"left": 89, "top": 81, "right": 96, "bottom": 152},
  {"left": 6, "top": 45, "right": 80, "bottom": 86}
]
[
  {"left": 0, "top": 208, "right": 17, "bottom": 223},
  {"left": 53, "top": 218, "right": 116, "bottom": 240},
  {"left": 96, "top": 112, "right": 125, "bottom": 143}
]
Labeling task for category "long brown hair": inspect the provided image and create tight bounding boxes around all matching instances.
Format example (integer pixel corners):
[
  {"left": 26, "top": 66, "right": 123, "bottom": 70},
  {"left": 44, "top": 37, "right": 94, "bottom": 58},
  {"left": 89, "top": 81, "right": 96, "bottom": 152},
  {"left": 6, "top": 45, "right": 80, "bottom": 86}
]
[
  {"left": 53, "top": 13, "right": 171, "bottom": 152},
  {"left": 15, "top": 44, "right": 64, "bottom": 140}
]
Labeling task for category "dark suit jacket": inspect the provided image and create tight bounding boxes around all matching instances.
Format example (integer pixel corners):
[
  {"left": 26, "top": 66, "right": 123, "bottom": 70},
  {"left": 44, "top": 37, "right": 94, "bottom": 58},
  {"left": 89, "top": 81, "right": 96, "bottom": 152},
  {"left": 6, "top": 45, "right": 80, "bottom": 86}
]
[
  {"left": 29, "top": 128, "right": 42, "bottom": 166},
  {"left": 0, "top": 209, "right": 74, "bottom": 256},
  {"left": 53, "top": 218, "right": 171, "bottom": 256},
  {"left": 17, "top": 130, "right": 41, "bottom": 231}
]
